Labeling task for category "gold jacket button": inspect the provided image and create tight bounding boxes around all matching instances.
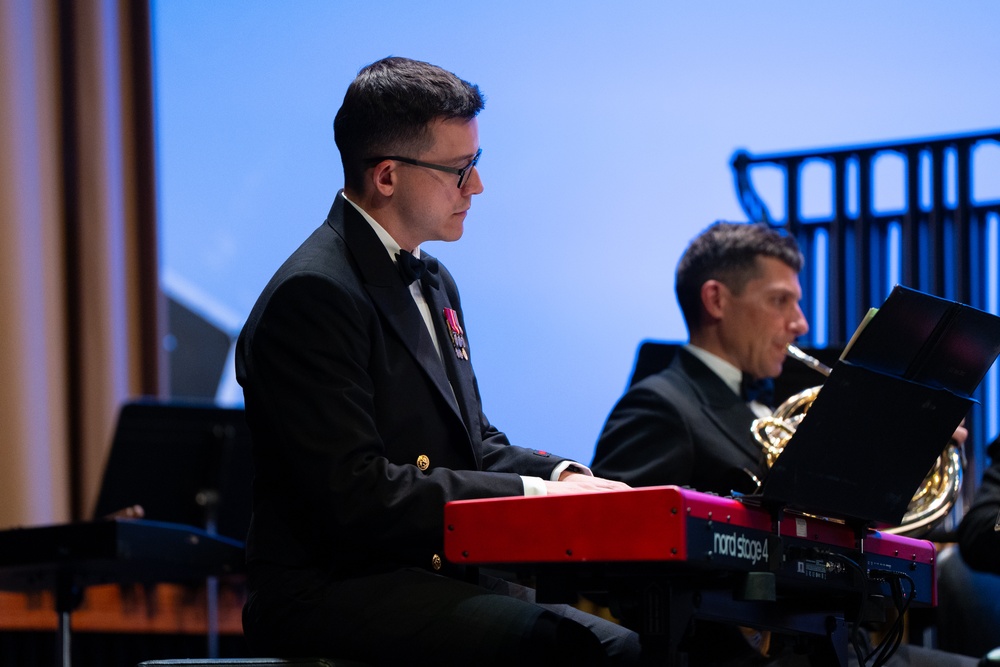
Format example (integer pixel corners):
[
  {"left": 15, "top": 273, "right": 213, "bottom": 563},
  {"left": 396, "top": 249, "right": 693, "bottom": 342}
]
[
  {"left": 416, "top": 454, "right": 430, "bottom": 471},
  {"left": 431, "top": 554, "right": 442, "bottom": 571}
]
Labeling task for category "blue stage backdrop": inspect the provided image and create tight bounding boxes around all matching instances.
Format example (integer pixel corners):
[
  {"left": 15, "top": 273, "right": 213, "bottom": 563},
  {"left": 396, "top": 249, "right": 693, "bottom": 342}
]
[{"left": 152, "top": 1, "right": 1000, "bottom": 467}]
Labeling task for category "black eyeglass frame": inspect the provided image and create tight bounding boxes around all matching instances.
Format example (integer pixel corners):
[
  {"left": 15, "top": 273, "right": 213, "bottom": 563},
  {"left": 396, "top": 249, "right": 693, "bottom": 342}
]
[{"left": 366, "top": 148, "right": 482, "bottom": 188}]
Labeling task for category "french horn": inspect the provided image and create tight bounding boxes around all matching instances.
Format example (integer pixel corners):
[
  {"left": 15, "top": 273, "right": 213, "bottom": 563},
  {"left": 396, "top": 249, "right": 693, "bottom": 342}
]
[{"left": 750, "top": 344, "right": 964, "bottom": 537}]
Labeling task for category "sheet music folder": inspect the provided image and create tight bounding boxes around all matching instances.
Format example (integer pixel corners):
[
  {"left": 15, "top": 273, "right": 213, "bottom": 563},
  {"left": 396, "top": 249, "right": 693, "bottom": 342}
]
[{"left": 754, "top": 285, "right": 1000, "bottom": 527}]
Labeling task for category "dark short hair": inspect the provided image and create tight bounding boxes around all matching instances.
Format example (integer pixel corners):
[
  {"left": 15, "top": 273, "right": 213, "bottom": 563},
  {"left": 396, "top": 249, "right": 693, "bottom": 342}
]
[
  {"left": 333, "top": 56, "right": 485, "bottom": 191},
  {"left": 675, "top": 221, "right": 803, "bottom": 332}
]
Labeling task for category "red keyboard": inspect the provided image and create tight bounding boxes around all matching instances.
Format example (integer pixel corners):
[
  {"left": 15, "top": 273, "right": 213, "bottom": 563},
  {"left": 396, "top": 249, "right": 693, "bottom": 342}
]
[{"left": 444, "top": 485, "right": 936, "bottom": 606}]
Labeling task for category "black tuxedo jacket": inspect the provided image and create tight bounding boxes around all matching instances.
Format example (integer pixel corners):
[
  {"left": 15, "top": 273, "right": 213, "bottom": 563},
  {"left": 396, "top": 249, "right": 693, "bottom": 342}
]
[
  {"left": 235, "top": 194, "right": 567, "bottom": 578},
  {"left": 590, "top": 348, "right": 766, "bottom": 496}
]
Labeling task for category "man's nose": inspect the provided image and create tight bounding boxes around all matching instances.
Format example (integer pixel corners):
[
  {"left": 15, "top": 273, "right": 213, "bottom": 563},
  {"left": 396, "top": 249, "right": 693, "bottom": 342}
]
[
  {"left": 791, "top": 305, "right": 809, "bottom": 336},
  {"left": 463, "top": 166, "right": 484, "bottom": 195}
]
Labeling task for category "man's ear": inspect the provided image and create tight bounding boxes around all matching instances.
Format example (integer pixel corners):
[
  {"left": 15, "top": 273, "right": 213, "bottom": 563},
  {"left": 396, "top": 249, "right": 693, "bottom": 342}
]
[
  {"left": 370, "top": 159, "right": 396, "bottom": 197},
  {"left": 700, "top": 280, "right": 727, "bottom": 321}
]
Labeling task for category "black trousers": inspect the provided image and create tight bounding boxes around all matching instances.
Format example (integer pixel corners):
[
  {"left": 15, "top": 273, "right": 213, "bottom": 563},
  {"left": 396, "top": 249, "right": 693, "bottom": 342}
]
[{"left": 243, "top": 564, "right": 642, "bottom": 667}]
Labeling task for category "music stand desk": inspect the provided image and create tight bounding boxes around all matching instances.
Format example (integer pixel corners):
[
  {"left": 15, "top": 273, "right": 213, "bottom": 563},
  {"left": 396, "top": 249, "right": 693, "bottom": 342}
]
[{"left": 0, "top": 518, "right": 245, "bottom": 667}]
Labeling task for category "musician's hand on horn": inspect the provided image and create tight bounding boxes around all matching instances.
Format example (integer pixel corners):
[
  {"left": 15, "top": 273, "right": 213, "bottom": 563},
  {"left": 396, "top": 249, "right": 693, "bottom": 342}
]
[
  {"left": 951, "top": 421, "right": 968, "bottom": 448},
  {"left": 545, "top": 471, "right": 631, "bottom": 494}
]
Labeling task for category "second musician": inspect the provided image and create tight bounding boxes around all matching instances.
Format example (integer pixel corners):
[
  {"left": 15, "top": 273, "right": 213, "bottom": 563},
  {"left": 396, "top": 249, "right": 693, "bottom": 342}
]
[
  {"left": 591, "top": 221, "right": 807, "bottom": 496},
  {"left": 588, "top": 220, "right": 977, "bottom": 667}
]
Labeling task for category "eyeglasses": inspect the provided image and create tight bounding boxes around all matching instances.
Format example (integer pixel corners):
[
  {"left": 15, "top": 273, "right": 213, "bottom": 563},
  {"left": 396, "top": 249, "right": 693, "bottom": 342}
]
[{"left": 367, "top": 148, "right": 482, "bottom": 188}]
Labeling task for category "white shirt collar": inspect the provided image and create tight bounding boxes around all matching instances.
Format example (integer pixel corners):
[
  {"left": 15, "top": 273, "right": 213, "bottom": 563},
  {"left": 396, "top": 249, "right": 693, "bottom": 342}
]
[
  {"left": 683, "top": 344, "right": 743, "bottom": 397},
  {"left": 341, "top": 191, "right": 421, "bottom": 261}
]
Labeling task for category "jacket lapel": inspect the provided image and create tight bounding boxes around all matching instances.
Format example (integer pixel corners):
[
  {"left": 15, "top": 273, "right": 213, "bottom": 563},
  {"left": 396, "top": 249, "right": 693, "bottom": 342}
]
[
  {"left": 674, "top": 349, "right": 763, "bottom": 461},
  {"left": 327, "top": 196, "right": 464, "bottom": 423}
]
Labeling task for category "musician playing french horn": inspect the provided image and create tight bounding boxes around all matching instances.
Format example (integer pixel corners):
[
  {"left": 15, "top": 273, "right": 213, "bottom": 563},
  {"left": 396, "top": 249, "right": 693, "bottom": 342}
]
[
  {"left": 590, "top": 221, "right": 977, "bottom": 667},
  {"left": 591, "top": 221, "right": 807, "bottom": 498}
]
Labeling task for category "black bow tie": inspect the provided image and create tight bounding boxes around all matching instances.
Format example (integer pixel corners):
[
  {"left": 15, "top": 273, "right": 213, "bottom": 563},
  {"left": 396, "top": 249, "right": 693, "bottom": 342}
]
[
  {"left": 396, "top": 250, "right": 439, "bottom": 289},
  {"left": 740, "top": 373, "right": 775, "bottom": 406}
]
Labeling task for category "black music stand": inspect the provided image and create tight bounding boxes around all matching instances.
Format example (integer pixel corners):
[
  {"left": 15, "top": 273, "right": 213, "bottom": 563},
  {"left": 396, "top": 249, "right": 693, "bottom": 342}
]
[
  {"left": 757, "top": 285, "right": 1000, "bottom": 528},
  {"left": 0, "top": 399, "right": 253, "bottom": 667},
  {"left": 95, "top": 399, "right": 253, "bottom": 658},
  {"left": 93, "top": 399, "right": 253, "bottom": 542}
]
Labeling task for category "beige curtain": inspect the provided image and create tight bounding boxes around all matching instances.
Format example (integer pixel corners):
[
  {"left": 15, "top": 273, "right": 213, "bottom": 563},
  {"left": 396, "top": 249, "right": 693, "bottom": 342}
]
[{"left": 0, "top": 0, "right": 163, "bottom": 529}]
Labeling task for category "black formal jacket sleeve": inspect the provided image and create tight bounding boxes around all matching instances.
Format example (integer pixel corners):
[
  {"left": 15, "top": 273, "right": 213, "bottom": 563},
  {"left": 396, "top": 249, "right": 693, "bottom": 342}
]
[
  {"left": 236, "top": 195, "right": 568, "bottom": 577},
  {"left": 958, "top": 438, "right": 1000, "bottom": 573},
  {"left": 590, "top": 348, "right": 766, "bottom": 496}
]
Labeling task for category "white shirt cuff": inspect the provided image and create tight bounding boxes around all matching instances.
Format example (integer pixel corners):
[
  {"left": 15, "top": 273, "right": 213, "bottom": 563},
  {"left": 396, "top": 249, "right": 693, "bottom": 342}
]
[
  {"left": 551, "top": 460, "right": 592, "bottom": 480},
  {"left": 521, "top": 462, "right": 594, "bottom": 496},
  {"left": 521, "top": 476, "right": 547, "bottom": 496}
]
